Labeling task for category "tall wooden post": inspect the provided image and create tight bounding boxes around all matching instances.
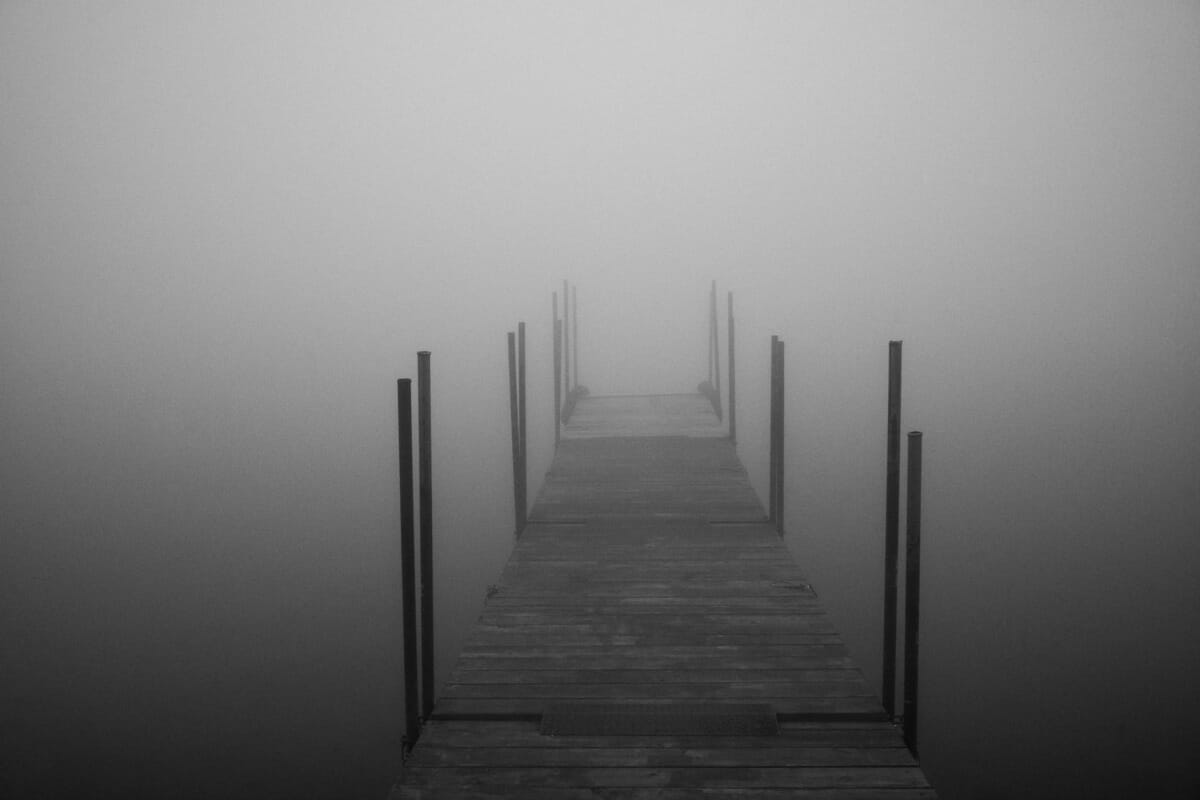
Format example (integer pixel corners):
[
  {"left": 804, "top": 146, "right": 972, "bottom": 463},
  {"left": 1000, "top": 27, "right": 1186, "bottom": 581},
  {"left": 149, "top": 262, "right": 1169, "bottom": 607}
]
[
  {"left": 882, "top": 341, "right": 902, "bottom": 719},
  {"left": 507, "top": 333, "right": 521, "bottom": 536},
  {"left": 711, "top": 281, "right": 721, "bottom": 419},
  {"left": 554, "top": 319, "right": 562, "bottom": 447},
  {"left": 772, "top": 338, "right": 785, "bottom": 535},
  {"left": 396, "top": 379, "right": 420, "bottom": 750},
  {"left": 727, "top": 291, "right": 736, "bottom": 445},
  {"left": 903, "top": 431, "right": 924, "bottom": 757},
  {"left": 552, "top": 294, "right": 560, "bottom": 447},
  {"left": 563, "top": 279, "right": 570, "bottom": 393},
  {"left": 517, "top": 322, "right": 527, "bottom": 532},
  {"left": 708, "top": 286, "right": 715, "bottom": 385},
  {"left": 417, "top": 351, "right": 434, "bottom": 720},
  {"left": 572, "top": 285, "right": 578, "bottom": 391},
  {"left": 768, "top": 336, "right": 779, "bottom": 529}
]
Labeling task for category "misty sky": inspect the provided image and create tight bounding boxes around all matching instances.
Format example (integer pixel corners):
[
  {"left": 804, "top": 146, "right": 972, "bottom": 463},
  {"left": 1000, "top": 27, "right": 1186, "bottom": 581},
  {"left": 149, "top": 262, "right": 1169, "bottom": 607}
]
[{"left": 2, "top": 3, "right": 1199, "bottom": 798}]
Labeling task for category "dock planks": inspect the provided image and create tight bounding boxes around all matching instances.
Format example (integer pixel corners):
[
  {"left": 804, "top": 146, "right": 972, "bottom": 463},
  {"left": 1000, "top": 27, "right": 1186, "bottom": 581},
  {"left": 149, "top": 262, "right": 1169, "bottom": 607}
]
[{"left": 390, "top": 394, "right": 936, "bottom": 798}]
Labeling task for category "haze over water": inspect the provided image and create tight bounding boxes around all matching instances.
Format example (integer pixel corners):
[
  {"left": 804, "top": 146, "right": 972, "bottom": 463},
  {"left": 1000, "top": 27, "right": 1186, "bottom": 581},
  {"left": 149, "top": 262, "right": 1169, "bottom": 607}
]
[{"left": 2, "top": 4, "right": 1198, "bottom": 798}]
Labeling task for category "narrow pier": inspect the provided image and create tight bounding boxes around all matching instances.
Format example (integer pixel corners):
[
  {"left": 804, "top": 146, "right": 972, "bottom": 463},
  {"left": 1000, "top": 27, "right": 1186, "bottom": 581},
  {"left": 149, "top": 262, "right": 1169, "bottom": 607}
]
[{"left": 391, "top": 393, "right": 936, "bottom": 798}]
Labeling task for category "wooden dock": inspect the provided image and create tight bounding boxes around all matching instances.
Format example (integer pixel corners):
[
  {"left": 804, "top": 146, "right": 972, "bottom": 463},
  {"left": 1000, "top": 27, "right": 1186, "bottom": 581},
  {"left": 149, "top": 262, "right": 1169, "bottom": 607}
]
[{"left": 390, "top": 393, "right": 936, "bottom": 798}]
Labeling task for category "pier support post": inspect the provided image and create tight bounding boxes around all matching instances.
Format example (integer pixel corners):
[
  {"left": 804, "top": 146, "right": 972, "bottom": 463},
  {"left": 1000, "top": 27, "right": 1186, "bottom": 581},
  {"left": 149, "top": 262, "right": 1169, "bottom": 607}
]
[
  {"left": 563, "top": 279, "right": 570, "bottom": 393},
  {"left": 768, "top": 336, "right": 785, "bottom": 534},
  {"left": 711, "top": 281, "right": 721, "bottom": 420},
  {"left": 518, "top": 322, "right": 527, "bottom": 532},
  {"left": 727, "top": 291, "right": 736, "bottom": 445},
  {"left": 417, "top": 351, "right": 435, "bottom": 721},
  {"left": 552, "top": 293, "right": 561, "bottom": 447},
  {"left": 396, "top": 379, "right": 420, "bottom": 751},
  {"left": 883, "top": 341, "right": 902, "bottom": 719},
  {"left": 554, "top": 317, "right": 562, "bottom": 446},
  {"left": 507, "top": 332, "right": 521, "bottom": 536},
  {"left": 572, "top": 285, "right": 578, "bottom": 391},
  {"left": 903, "top": 431, "right": 924, "bottom": 757}
]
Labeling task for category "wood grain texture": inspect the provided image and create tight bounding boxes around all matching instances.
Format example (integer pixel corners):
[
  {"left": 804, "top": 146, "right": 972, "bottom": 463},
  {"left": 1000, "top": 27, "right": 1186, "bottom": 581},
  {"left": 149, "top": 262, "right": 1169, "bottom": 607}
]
[{"left": 389, "top": 394, "right": 936, "bottom": 798}]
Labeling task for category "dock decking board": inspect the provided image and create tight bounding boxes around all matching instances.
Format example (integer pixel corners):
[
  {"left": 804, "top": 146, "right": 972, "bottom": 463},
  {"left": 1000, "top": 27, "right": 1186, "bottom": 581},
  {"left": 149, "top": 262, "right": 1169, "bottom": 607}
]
[{"left": 390, "top": 394, "right": 936, "bottom": 797}]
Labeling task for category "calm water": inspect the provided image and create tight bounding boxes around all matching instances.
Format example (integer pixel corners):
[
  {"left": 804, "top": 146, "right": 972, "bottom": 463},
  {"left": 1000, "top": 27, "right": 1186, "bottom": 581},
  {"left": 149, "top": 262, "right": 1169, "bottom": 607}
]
[{"left": 3, "top": 4, "right": 1198, "bottom": 798}]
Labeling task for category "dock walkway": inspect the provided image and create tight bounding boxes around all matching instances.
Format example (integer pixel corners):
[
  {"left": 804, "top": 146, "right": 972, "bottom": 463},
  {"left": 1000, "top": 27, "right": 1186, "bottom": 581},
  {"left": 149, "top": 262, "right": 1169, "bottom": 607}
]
[{"left": 391, "top": 394, "right": 936, "bottom": 798}]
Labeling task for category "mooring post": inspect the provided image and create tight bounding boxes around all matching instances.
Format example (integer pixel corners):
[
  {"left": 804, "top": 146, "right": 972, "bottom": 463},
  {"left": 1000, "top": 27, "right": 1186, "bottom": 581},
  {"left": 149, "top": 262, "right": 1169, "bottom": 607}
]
[
  {"left": 727, "top": 291, "right": 736, "bottom": 445},
  {"left": 708, "top": 286, "right": 715, "bottom": 385},
  {"left": 882, "top": 340, "right": 902, "bottom": 719},
  {"left": 417, "top": 351, "right": 434, "bottom": 721},
  {"left": 552, "top": 293, "right": 560, "bottom": 447},
  {"left": 711, "top": 281, "right": 721, "bottom": 420},
  {"left": 768, "top": 336, "right": 780, "bottom": 528},
  {"left": 572, "top": 285, "right": 578, "bottom": 391},
  {"left": 773, "top": 338, "right": 785, "bottom": 535},
  {"left": 554, "top": 318, "right": 562, "bottom": 447},
  {"left": 903, "top": 430, "right": 923, "bottom": 757},
  {"left": 563, "top": 279, "right": 570, "bottom": 393},
  {"left": 507, "top": 332, "right": 521, "bottom": 536},
  {"left": 517, "top": 322, "right": 527, "bottom": 533},
  {"left": 396, "top": 379, "right": 420, "bottom": 751}
]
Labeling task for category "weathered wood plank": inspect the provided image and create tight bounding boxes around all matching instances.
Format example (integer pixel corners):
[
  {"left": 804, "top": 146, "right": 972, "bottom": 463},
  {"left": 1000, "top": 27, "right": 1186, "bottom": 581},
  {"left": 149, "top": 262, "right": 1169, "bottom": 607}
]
[
  {"left": 408, "top": 745, "right": 917, "bottom": 768},
  {"left": 400, "top": 765, "right": 931, "bottom": 789},
  {"left": 439, "top": 681, "right": 875, "bottom": 700},
  {"left": 431, "top": 696, "right": 886, "bottom": 716},
  {"left": 391, "top": 396, "right": 935, "bottom": 797},
  {"left": 413, "top": 719, "right": 912, "bottom": 749},
  {"left": 397, "top": 788, "right": 938, "bottom": 800},
  {"left": 445, "top": 669, "right": 865, "bottom": 685}
]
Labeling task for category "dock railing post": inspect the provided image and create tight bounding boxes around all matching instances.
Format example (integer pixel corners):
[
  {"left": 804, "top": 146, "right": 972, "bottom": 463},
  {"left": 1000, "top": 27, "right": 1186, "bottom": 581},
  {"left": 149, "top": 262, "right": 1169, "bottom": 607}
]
[
  {"left": 727, "top": 291, "right": 736, "bottom": 445},
  {"left": 417, "top": 351, "right": 435, "bottom": 721},
  {"left": 768, "top": 337, "right": 777, "bottom": 524},
  {"left": 774, "top": 338, "right": 784, "bottom": 534},
  {"left": 563, "top": 279, "right": 570, "bottom": 393},
  {"left": 396, "top": 379, "right": 420, "bottom": 751},
  {"left": 552, "top": 293, "right": 561, "bottom": 447},
  {"left": 572, "top": 285, "right": 578, "bottom": 391},
  {"left": 903, "top": 431, "right": 924, "bottom": 757},
  {"left": 712, "top": 281, "right": 721, "bottom": 420},
  {"left": 507, "top": 332, "right": 521, "bottom": 536},
  {"left": 882, "top": 341, "right": 902, "bottom": 719},
  {"left": 768, "top": 336, "right": 784, "bottom": 532},
  {"left": 708, "top": 286, "right": 715, "bottom": 385},
  {"left": 517, "top": 322, "right": 527, "bottom": 533}
]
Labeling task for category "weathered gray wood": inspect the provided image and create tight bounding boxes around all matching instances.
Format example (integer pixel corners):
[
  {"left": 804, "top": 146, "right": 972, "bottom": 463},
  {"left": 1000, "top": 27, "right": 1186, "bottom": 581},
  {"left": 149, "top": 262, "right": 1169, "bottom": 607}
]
[
  {"left": 414, "top": 719, "right": 912, "bottom": 748},
  {"left": 396, "top": 789, "right": 938, "bottom": 800},
  {"left": 401, "top": 765, "right": 931, "bottom": 789},
  {"left": 445, "top": 669, "right": 864, "bottom": 685},
  {"left": 410, "top": 744, "right": 916, "bottom": 768},
  {"left": 390, "top": 393, "right": 935, "bottom": 798}
]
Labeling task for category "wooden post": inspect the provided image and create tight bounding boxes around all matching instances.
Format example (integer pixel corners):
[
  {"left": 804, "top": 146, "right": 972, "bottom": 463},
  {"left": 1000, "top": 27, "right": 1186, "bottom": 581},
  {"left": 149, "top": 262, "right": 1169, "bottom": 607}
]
[
  {"left": 882, "top": 341, "right": 902, "bottom": 719},
  {"left": 554, "top": 318, "right": 562, "bottom": 447},
  {"left": 507, "top": 332, "right": 521, "bottom": 536},
  {"left": 517, "top": 322, "right": 527, "bottom": 533},
  {"left": 773, "top": 338, "right": 785, "bottom": 535},
  {"left": 417, "top": 351, "right": 434, "bottom": 720},
  {"left": 711, "top": 281, "right": 721, "bottom": 420},
  {"left": 563, "top": 279, "right": 570, "bottom": 394},
  {"left": 572, "top": 285, "right": 578, "bottom": 391},
  {"left": 552, "top": 294, "right": 560, "bottom": 447},
  {"left": 396, "top": 379, "right": 420, "bottom": 750},
  {"left": 727, "top": 291, "right": 736, "bottom": 445},
  {"left": 708, "top": 286, "right": 715, "bottom": 385},
  {"left": 903, "top": 430, "right": 923, "bottom": 757},
  {"left": 768, "top": 336, "right": 779, "bottom": 527}
]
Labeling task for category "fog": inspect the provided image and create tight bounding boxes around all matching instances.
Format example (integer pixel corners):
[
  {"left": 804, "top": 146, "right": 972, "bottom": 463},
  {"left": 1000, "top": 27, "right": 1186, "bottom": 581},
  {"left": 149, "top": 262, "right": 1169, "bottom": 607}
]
[{"left": 2, "top": 3, "right": 1198, "bottom": 798}]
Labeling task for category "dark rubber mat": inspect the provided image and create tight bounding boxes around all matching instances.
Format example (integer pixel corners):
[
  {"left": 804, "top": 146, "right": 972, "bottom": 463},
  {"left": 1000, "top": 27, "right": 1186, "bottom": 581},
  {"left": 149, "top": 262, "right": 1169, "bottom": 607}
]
[{"left": 540, "top": 702, "right": 779, "bottom": 736}]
